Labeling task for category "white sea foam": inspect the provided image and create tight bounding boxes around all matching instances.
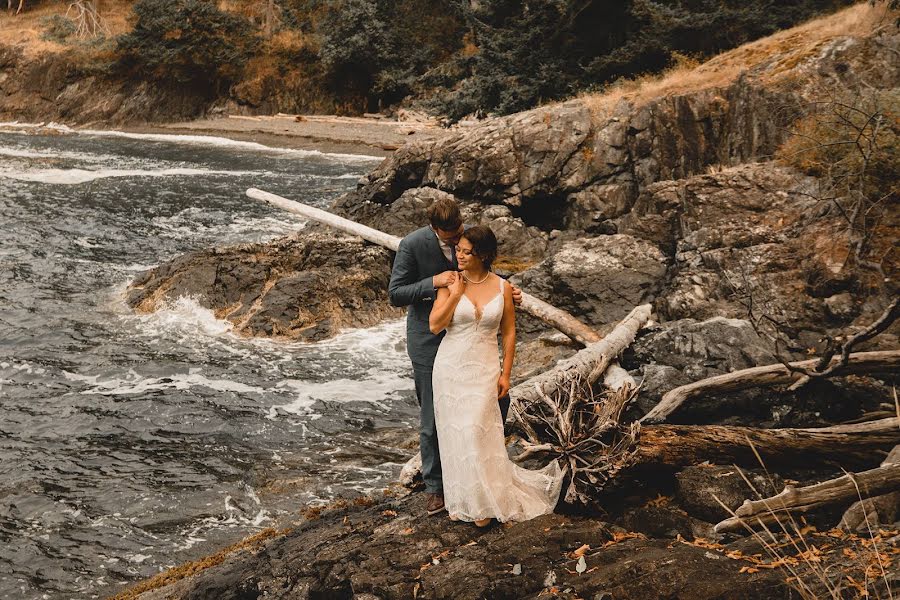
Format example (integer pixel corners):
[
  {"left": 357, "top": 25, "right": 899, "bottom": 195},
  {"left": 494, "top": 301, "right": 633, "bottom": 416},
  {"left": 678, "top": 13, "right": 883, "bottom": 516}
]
[
  {"left": 62, "top": 367, "right": 269, "bottom": 396},
  {"left": 0, "top": 147, "right": 57, "bottom": 159},
  {"left": 77, "top": 129, "right": 383, "bottom": 162},
  {"left": 0, "top": 145, "right": 124, "bottom": 165},
  {"left": 131, "top": 295, "right": 235, "bottom": 338},
  {"left": 1, "top": 167, "right": 259, "bottom": 185},
  {"left": 150, "top": 208, "right": 304, "bottom": 241},
  {"left": 0, "top": 121, "right": 73, "bottom": 134},
  {"left": 268, "top": 371, "right": 408, "bottom": 416},
  {"left": 174, "top": 491, "right": 270, "bottom": 551},
  {"left": 1, "top": 121, "right": 383, "bottom": 160}
]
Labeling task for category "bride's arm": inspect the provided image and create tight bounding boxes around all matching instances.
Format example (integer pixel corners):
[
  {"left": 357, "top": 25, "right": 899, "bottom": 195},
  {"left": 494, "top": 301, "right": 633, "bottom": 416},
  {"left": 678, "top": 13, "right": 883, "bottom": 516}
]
[
  {"left": 498, "top": 279, "right": 516, "bottom": 398},
  {"left": 429, "top": 280, "right": 463, "bottom": 334}
]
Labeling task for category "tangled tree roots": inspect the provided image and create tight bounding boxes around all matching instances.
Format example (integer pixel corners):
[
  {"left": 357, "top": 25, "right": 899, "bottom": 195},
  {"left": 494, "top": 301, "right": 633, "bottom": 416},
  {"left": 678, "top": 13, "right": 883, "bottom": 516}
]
[{"left": 512, "top": 375, "right": 642, "bottom": 505}]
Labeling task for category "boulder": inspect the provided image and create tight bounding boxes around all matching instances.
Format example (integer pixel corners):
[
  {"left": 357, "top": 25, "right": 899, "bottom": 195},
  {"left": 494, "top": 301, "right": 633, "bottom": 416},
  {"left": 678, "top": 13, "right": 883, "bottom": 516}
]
[
  {"left": 126, "top": 231, "right": 400, "bottom": 341},
  {"left": 514, "top": 234, "right": 668, "bottom": 331},
  {"left": 627, "top": 317, "right": 778, "bottom": 419},
  {"left": 675, "top": 465, "right": 783, "bottom": 524}
]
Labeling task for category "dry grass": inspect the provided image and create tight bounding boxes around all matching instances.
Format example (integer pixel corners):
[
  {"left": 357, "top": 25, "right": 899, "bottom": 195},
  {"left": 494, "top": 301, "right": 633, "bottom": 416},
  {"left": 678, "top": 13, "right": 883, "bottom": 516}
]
[
  {"left": 578, "top": 2, "right": 890, "bottom": 120},
  {"left": 0, "top": 0, "right": 133, "bottom": 56}
]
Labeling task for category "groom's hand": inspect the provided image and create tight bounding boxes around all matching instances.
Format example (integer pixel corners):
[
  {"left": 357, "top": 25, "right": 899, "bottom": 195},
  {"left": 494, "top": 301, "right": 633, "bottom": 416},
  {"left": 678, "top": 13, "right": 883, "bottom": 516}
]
[
  {"left": 510, "top": 283, "right": 523, "bottom": 306},
  {"left": 433, "top": 270, "right": 458, "bottom": 288}
]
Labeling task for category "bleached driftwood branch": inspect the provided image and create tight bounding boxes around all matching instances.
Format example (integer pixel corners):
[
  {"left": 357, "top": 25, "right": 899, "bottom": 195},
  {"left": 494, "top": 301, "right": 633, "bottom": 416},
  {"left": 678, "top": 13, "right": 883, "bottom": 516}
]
[
  {"left": 640, "top": 350, "right": 900, "bottom": 423},
  {"left": 507, "top": 304, "right": 652, "bottom": 425},
  {"left": 715, "top": 455, "right": 900, "bottom": 533}
]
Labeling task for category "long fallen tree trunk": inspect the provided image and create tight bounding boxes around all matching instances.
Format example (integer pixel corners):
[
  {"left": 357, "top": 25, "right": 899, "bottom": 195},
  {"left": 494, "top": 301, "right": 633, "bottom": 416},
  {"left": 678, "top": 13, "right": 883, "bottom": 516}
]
[
  {"left": 247, "top": 187, "right": 602, "bottom": 346},
  {"left": 507, "top": 303, "right": 652, "bottom": 426},
  {"left": 715, "top": 459, "right": 900, "bottom": 533},
  {"left": 641, "top": 350, "right": 900, "bottom": 423},
  {"left": 633, "top": 417, "right": 900, "bottom": 470}
]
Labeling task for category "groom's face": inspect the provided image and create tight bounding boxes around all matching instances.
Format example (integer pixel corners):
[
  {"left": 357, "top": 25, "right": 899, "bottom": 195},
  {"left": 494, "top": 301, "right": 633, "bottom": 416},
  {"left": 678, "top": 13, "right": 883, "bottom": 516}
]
[{"left": 433, "top": 224, "right": 464, "bottom": 247}]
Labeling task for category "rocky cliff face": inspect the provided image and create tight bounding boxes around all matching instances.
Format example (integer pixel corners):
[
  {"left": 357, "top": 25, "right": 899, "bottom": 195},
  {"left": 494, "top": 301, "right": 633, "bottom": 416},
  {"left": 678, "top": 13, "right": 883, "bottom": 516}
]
[
  {"left": 0, "top": 45, "right": 211, "bottom": 125},
  {"left": 332, "top": 24, "right": 899, "bottom": 342}
]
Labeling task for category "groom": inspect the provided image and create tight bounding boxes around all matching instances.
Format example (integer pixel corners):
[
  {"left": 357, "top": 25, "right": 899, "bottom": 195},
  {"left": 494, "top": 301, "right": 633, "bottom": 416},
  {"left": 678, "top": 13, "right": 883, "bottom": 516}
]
[{"left": 389, "top": 197, "right": 520, "bottom": 515}]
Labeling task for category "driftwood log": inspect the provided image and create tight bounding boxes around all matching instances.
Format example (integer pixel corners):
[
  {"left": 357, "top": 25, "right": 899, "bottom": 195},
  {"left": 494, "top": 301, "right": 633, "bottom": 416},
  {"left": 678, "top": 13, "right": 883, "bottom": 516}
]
[
  {"left": 839, "top": 445, "right": 900, "bottom": 531},
  {"left": 715, "top": 450, "right": 900, "bottom": 533},
  {"left": 641, "top": 350, "right": 900, "bottom": 423},
  {"left": 507, "top": 304, "right": 651, "bottom": 426},
  {"left": 247, "top": 188, "right": 602, "bottom": 346},
  {"left": 634, "top": 417, "right": 900, "bottom": 470}
]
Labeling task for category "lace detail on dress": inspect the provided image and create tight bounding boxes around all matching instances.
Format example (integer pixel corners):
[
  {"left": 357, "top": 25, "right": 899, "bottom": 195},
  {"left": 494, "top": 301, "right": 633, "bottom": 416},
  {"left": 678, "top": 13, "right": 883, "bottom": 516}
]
[{"left": 432, "top": 275, "right": 564, "bottom": 523}]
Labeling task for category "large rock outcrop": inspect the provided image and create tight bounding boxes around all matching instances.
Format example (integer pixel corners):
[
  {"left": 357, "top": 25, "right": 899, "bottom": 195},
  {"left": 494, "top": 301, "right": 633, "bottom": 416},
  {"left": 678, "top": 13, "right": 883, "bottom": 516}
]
[
  {"left": 126, "top": 232, "right": 400, "bottom": 341},
  {"left": 0, "top": 45, "right": 212, "bottom": 125}
]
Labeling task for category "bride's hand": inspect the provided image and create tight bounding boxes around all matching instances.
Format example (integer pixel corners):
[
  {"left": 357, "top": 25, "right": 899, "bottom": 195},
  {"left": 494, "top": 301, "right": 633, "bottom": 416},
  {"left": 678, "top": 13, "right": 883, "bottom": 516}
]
[
  {"left": 448, "top": 272, "right": 465, "bottom": 298},
  {"left": 497, "top": 374, "right": 510, "bottom": 399}
]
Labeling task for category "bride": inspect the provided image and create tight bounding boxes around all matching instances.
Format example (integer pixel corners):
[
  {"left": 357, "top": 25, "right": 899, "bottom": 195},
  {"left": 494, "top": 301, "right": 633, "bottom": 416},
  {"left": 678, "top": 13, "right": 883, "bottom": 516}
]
[{"left": 429, "top": 225, "right": 564, "bottom": 527}]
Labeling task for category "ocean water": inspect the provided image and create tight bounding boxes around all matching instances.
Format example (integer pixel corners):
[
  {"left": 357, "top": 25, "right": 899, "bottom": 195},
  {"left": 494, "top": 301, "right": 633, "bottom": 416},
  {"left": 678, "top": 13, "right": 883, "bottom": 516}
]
[{"left": 0, "top": 126, "right": 417, "bottom": 599}]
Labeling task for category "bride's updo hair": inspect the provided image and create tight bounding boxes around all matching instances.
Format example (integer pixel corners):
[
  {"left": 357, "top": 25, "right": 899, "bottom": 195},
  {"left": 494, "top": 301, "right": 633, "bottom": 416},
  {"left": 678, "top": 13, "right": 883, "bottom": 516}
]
[{"left": 460, "top": 225, "right": 498, "bottom": 270}]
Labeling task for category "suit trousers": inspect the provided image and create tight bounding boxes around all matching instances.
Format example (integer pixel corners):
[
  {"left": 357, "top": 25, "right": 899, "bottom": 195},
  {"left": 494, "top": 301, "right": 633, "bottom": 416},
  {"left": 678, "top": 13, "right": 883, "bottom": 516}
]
[{"left": 413, "top": 362, "right": 511, "bottom": 495}]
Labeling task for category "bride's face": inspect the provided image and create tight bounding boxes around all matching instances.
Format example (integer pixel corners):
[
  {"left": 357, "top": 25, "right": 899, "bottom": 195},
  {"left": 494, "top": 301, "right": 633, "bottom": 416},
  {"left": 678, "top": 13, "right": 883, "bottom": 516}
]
[{"left": 455, "top": 237, "right": 482, "bottom": 270}]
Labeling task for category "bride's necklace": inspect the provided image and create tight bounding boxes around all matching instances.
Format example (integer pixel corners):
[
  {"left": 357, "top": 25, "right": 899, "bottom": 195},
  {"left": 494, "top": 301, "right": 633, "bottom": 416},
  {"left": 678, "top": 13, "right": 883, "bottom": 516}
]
[{"left": 462, "top": 270, "right": 490, "bottom": 284}]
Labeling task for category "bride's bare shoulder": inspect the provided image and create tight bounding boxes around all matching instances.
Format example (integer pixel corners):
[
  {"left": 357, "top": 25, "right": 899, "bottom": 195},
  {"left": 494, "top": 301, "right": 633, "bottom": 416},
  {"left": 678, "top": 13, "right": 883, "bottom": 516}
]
[{"left": 495, "top": 274, "right": 512, "bottom": 295}]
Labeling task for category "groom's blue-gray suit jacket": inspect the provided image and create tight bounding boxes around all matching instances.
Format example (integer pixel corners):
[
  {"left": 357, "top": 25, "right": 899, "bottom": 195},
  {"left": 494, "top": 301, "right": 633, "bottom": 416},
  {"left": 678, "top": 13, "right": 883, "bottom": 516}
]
[{"left": 388, "top": 226, "right": 458, "bottom": 368}]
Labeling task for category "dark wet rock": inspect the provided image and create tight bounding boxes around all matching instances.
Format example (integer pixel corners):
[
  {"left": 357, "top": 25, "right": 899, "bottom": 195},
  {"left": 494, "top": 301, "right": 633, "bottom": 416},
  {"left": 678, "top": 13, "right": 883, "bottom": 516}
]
[
  {"left": 824, "top": 292, "right": 857, "bottom": 322},
  {"left": 514, "top": 234, "right": 668, "bottom": 332},
  {"left": 618, "top": 501, "right": 715, "bottom": 540},
  {"left": 632, "top": 364, "right": 691, "bottom": 415},
  {"left": 625, "top": 317, "right": 781, "bottom": 422},
  {"left": 127, "top": 490, "right": 800, "bottom": 600},
  {"left": 675, "top": 465, "right": 783, "bottom": 524},
  {"left": 126, "top": 231, "right": 400, "bottom": 341},
  {"left": 631, "top": 317, "right": 776, "bottom": 382}
]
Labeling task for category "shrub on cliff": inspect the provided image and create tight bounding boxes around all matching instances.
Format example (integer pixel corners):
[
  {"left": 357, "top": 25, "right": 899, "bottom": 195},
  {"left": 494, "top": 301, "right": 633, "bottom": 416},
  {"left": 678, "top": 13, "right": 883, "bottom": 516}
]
[
  {"left": 777, "top": 89, "right": 899, "bottom": 291},
  {"left": 116, "top": 0, "right": 257, "bottom": 93}
]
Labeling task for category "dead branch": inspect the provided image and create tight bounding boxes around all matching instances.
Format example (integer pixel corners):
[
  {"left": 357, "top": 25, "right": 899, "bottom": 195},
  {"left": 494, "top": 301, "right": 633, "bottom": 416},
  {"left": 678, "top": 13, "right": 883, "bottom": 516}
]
[
  {"left": 715, "top": 459, "right": 900, "bottom": 533},
  {"left": 506, "top": 303, "right": 652, "bottom": 425},
  {"left": 785, "top": 297, "right": 899, "bottom": 390},
  {"left": 66, "top": 0, "right": 109, "bottom": 39},
  {"left": 640, "top": 350, "right": 900, "bottom": 423}
]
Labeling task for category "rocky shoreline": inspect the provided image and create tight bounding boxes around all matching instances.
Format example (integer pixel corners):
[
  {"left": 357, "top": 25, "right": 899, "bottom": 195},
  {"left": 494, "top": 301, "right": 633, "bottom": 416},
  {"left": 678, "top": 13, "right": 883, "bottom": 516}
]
[{"left": 108, "top": 6, "right": 900, "bottom": 599}]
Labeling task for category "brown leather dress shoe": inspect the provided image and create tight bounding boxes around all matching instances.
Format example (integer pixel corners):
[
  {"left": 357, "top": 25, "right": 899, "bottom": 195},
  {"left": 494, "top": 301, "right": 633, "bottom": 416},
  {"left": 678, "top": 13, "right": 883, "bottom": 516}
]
[{"left": 426, "top": 492, "right": 445, "bottom": 515}]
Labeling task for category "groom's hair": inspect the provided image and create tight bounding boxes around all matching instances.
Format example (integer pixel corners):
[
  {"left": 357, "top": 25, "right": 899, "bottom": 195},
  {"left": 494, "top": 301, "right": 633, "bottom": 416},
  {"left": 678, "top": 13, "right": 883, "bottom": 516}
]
[
  {"left": 428, "top": 197, "right": 462, "bottom": 231},
  {"left": 460, "top": 225, "right": 498, "bottom": 269}
]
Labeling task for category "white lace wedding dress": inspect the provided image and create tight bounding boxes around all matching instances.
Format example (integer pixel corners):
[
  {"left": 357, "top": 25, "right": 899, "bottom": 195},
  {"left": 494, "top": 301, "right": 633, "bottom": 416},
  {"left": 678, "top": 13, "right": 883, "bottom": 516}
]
[{"left": 432, "top": 276, "right": 564, "bottom": 523}]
